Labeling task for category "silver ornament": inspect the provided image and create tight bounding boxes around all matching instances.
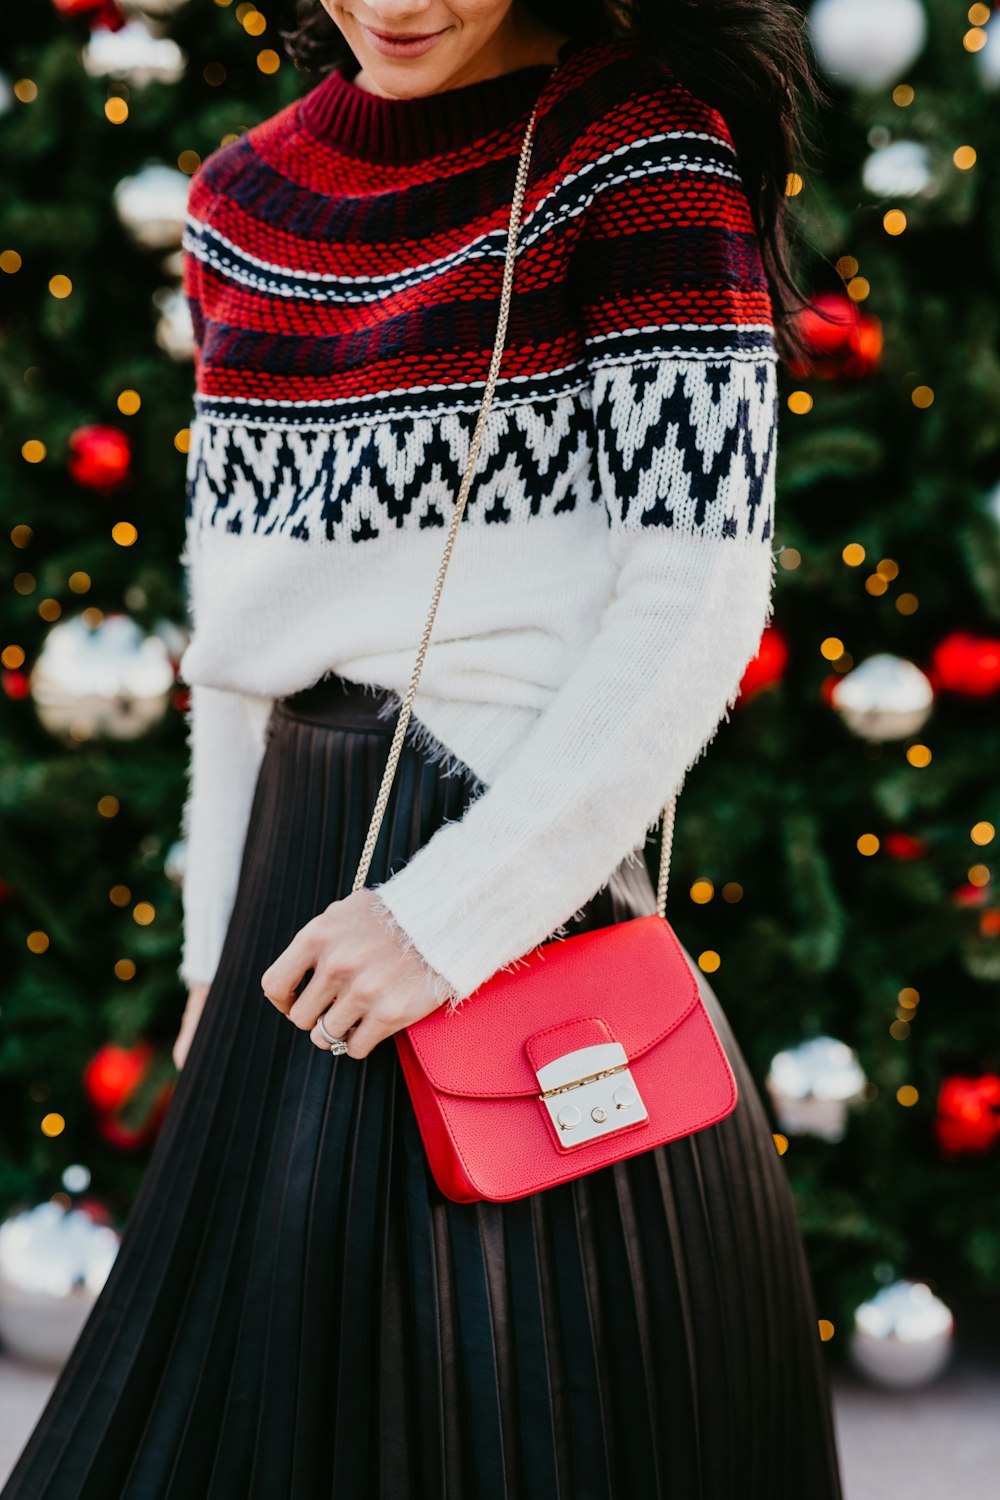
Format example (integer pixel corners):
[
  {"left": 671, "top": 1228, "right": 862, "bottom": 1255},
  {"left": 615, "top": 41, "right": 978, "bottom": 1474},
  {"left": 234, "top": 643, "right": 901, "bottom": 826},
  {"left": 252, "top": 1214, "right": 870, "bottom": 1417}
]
[
  {"left": 808, "top": 0, "right": 927, "bottom": 89},
  {"left": 0, "top": 70, "right": 14, "bottom": 119},
  {"left": 0, "top": 1203, "right": 120, "bottom": 1368},
  {"left": 766, "top": 1035, "right": 868, "bottom": 1142},
  {"left": 30, "top": 613, "right": 176, "bottom": 743},
  {"left": 81, "top": 17, "right": 186, "bottom": 89},
  {"left": 849, "top": 1279, "right": 954, "bottom": 1388},
  {"left": 831, "top": 653, "right": 935, "bottom": 741},
  {"left": 861, "top": 140, "right": 934, "bottom": 199},
  {"left": 114, "top": 163, "right": 192, "bottom": 251}
]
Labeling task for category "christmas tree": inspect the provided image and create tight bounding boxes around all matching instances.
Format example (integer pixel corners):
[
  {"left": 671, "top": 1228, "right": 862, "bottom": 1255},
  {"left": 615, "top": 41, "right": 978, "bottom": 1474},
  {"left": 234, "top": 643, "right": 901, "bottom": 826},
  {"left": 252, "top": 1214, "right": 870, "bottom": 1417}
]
[{"left": 1, "top": 0, "right": 998, "bottom": 1368}]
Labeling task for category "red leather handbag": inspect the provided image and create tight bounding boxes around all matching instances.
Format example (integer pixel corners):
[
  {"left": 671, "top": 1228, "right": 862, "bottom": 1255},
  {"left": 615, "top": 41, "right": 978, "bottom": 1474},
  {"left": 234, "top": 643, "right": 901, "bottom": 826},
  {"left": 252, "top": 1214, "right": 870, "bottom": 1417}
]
[{"left": 348, "top": 72, "right": 739, "bottom": 1203}]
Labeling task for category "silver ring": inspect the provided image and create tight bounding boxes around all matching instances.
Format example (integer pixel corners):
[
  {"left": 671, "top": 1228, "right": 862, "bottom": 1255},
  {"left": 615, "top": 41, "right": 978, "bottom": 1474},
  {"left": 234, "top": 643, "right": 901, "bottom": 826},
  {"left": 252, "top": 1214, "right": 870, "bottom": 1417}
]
[{"left": 316, "top": 1013, "right": 349, "bottom": 1055}]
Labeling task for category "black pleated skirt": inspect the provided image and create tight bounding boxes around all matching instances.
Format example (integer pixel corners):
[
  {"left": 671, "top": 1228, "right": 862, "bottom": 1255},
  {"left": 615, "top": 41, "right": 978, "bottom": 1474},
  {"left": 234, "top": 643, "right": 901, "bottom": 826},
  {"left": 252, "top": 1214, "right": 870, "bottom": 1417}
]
[{"left": 3, "top": 673, "right": 844, "bottom": 1500}]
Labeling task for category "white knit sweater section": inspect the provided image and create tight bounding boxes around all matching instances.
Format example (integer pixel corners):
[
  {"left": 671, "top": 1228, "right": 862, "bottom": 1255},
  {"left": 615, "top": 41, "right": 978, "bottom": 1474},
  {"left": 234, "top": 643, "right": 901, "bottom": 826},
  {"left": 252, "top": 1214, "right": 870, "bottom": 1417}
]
[{"left": 178, "top": 349, "right": 778, "bottom": 1003}]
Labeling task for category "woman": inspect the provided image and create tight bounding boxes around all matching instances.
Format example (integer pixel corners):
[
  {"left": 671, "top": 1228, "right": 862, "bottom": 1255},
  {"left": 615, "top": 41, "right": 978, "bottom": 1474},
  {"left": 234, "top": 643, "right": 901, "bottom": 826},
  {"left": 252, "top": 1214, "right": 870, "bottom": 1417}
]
[{"left": 2, "top": 1, "right": 845, "bottom": 1495}]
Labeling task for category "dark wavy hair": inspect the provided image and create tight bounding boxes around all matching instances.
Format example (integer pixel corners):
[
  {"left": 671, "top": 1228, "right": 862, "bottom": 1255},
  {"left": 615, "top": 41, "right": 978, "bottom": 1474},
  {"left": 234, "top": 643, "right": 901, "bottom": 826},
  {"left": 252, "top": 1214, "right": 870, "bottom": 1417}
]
[{"left": 279, "top": 1, "right": 831, "bottom": 365}]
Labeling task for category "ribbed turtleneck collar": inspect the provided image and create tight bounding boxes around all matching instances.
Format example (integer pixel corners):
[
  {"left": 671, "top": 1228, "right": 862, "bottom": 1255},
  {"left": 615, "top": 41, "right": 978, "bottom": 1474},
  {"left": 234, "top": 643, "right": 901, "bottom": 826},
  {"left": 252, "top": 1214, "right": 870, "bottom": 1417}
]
[{"left": 297, "top": 34, "right": 586, "bottom": 162}]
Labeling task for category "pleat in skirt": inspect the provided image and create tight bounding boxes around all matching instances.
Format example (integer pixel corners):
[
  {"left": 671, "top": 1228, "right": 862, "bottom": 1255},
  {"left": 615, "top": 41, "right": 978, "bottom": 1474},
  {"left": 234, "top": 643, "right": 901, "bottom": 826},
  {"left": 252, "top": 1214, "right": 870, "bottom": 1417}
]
[{"left": 2, "top": 672, "right": 845, "bottom": 1500}]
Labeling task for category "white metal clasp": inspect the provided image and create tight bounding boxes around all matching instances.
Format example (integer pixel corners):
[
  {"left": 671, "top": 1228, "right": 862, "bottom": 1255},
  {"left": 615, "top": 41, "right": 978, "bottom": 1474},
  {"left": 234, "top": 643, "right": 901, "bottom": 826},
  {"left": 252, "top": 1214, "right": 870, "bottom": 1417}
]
[{"left": 535, "top": 1042, "right": 648, "bottom": 1148}]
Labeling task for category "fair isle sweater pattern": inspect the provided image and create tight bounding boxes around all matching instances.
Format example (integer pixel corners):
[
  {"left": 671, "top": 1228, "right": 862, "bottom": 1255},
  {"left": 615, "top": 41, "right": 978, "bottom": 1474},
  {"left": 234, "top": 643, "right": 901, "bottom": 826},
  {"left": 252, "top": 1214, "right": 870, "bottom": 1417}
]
[{"left": 177, "top": 33, "right": 779, "bottom": 1003}]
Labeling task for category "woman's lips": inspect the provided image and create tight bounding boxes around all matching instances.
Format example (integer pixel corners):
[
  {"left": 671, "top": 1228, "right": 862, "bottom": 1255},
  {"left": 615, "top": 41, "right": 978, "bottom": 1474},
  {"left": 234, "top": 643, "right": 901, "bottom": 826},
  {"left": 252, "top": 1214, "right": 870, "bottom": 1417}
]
[{"left": 361, "top": 24, "right": 450, "bottom": 58}]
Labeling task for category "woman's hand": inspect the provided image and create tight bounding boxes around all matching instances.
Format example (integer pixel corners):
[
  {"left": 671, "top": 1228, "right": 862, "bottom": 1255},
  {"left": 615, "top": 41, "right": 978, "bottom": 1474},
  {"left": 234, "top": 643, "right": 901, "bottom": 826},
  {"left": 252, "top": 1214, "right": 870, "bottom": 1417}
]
[
  {"left": 259, "top": 889, "right": 451, "bottom": 1058},
  {"left": 173, "top": 982, "right": 211, "bottom": 1071}
]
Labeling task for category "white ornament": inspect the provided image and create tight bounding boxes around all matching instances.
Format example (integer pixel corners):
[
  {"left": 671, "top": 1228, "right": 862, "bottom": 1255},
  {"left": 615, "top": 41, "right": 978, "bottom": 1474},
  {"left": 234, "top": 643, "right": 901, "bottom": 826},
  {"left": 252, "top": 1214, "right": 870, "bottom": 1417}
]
[
  {"left": 0, "top": 1203, "right": 120, "bottom": 1367},
  {"left": 976, "top": 19, "right": 1000, "bottom": 89},
  {"left": 154, "top": 285, "right": 196, "bottom": 360},
  {"left": 766, "top": 1036, "right": 868, "bottom": 1143},
  {"left": 81, "top": 18, "right": 186, "bottom": 89},
  {"left": 861, "top": 140, "right": 933, "bottom": 198},
  {"left": 830, "top": 653, "right": 935, "bottom": 741},
  {"left": 114, "top": 163, "right": 191, "bottom": 250},
  {"left": 808, "top": 0, "right": 927, "bottom": 89},
  {"left": 164, "top": 838, "right": 187, "bottom": 887},
  {"left": 849, "top": 1279, "right": 954, "bottom": 1388},
  {"left": 30, "top": 613, "right": 176, "bottom": 743},
  {"left": 119, "top": 0, "right": 192, "bottom": 16},
  {"left": 984, "top": 477, "right": 1000, "bottom": 527}
]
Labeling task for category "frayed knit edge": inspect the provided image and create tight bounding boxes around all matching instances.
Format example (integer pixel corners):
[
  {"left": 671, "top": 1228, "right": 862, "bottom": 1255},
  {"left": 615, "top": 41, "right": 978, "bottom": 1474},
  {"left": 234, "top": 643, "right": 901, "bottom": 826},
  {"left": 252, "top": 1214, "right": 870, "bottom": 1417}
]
[
  {"left": 372, "top": 689, "right": 487, "bottom": 785},
  {"left": 368, "top": 890, "right": 462, "bottom": 1011}
]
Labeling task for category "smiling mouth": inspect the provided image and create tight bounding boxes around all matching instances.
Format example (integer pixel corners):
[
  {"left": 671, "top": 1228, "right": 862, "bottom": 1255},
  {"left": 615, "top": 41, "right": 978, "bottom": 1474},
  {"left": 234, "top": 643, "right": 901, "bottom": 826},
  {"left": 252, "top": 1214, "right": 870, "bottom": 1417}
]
[{"left": 367, "top": 25, "right": 448, "bottom": 41}]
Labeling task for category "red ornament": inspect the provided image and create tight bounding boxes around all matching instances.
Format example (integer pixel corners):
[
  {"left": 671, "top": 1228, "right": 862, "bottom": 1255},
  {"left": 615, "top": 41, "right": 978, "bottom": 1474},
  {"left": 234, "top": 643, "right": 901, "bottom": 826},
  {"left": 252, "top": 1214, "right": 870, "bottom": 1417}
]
[
  {"left": 928, "top": 631, "right": 1000, "bottom": 698},
  {"left": 785, "top": 292, "right": 883, "bottom": 380},
  {"left": 3, "top": 669, "right": 30, "bottom": 700},
  {"left": 738, "top": 623, "right": 789, "bottom": 703},
  {"left": 94, "top": 1086, "right": 173, "bottom": 1151},
  {"left": 883, "top": 832, "right": 928, "bottom": 860},
  {"left": 50, "top": 0, "right": 125, "bottom": 30},
  {"left": 83, "top": 1041, "right": 154, "bottom": 1114},
  {"left": 980, "top": 909, "right": 1000, "bottom": 938},
  {"left": 934, "top": 1074, "right": 1000, "bottom": 1157},
  {"left": 951, "top": 882, "right": 990, "bottom": 907},
  {"left": 67, "top": 424, "right": 132, "bottom": 493}
]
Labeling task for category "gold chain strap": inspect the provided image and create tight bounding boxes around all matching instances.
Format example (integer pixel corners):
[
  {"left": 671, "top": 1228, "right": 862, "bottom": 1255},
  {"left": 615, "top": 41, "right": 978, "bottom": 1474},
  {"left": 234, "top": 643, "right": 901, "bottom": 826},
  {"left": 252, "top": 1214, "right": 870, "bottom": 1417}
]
[{"left": 351, "top": 76, "right": 677, "bottom": 921}]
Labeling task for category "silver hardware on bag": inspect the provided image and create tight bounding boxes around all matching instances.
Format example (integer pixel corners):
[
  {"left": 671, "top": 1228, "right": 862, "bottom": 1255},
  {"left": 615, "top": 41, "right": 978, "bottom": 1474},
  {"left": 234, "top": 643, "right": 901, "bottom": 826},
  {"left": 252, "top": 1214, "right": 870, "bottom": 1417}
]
[{"left": 535, "top": 1042, "right": 649, "bottom": 1146}]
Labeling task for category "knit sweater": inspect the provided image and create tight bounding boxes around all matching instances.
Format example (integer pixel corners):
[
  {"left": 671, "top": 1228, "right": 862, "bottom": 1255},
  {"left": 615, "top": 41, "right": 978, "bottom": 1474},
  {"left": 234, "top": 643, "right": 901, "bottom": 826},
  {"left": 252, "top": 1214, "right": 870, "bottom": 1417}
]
[{"left": 177, "top": 31, "right": 779, "bottom": 1006}]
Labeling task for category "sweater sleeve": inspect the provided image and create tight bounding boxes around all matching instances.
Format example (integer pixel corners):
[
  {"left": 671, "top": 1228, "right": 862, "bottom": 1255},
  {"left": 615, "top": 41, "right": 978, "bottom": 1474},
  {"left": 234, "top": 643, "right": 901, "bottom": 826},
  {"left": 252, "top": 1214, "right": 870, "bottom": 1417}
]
[
  {"left": 369, "top": 73, "right": 780, "bottom": 1005},
  {"left": 177, "top": 681, "right": 274, "bottom": 989},
  {"left": 177, "top": 192, "right": 275, "bottom": 990}
]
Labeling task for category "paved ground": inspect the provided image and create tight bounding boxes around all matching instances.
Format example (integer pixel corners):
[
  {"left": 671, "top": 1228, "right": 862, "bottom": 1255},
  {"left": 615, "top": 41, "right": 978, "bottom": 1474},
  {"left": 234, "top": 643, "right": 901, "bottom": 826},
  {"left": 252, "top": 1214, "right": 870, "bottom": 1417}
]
[{"left": 2, "top": 1345, "right": 998, "bottom": 1493}]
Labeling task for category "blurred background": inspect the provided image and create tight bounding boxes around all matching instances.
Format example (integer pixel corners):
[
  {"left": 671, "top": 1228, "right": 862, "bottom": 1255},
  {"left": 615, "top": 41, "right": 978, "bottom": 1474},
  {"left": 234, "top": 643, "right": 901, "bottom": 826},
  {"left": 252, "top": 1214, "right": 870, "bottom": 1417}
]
[{"left": 1, "top": 0, "right": 999, "bottom": 1491}]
